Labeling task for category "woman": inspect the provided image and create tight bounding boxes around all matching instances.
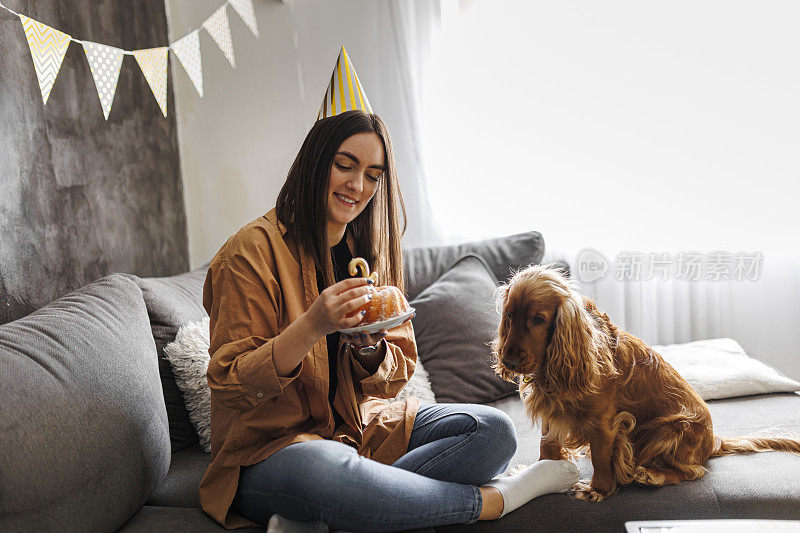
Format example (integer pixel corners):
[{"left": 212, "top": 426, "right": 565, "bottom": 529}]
[{"left": 199, "top": 110, "right": 578, "bottom": 531}]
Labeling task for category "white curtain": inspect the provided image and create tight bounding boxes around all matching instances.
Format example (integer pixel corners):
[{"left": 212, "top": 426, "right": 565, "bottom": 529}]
[
  {"left": 374, "top": 0, "right": 443, "bottom": 248},
  {"left": 573, "top": 248, "right": 800, "bottom": 381},
  {"left": 393, "top": 0, "right": 800, "bottom": 379}
]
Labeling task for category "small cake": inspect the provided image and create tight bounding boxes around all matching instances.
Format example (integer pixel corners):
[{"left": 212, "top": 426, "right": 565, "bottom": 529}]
[{"left": 348, "top": 258, "right": 411, "bottom": 325}]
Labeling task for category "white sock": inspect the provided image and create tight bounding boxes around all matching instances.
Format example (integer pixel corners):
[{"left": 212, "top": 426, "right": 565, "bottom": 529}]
[{"left": 485, "top": 460, "right": 579, "bottom": 517}]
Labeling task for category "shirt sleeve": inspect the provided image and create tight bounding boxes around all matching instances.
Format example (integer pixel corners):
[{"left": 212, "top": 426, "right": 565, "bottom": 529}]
[
  {"left": 203, "top": 251, "right": 302, "bottom": 410},
  {"left": 348, "top": 320, "right": 417, "bottom": 399}
]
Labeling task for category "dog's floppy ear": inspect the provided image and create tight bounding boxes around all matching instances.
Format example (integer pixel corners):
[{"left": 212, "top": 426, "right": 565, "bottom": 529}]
[
  {"left": 491, "top": 284, "right": 509, "bottom": 350},
  {"left": 493, "top": 284, "right": 509, "bottom": 315},
  {"left": 544, "top": 292, "right": 599, "bottom": 395}
]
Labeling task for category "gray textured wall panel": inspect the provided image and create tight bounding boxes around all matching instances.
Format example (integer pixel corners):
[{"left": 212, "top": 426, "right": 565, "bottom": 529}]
[{"left": 0, "top": 1, "right": 188, "bottom": 324}]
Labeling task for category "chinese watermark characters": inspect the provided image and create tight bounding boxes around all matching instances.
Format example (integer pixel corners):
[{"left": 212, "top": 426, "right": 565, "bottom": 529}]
[{"left": 576, "top": 248, "right": 763, "bottom": 283}]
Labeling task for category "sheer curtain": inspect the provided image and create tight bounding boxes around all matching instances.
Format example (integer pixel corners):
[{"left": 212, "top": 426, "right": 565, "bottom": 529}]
[
  {"left": 399, "top": 0, "right": 800, "bottom": 378},
  {"left": 374, "top": 0, "right": 443, "bottom": 248}
]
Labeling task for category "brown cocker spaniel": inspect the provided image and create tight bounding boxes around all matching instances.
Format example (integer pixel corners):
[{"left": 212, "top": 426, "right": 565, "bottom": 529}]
[{"left": 492, "top": 263, "right": 800, "bottom": 502}]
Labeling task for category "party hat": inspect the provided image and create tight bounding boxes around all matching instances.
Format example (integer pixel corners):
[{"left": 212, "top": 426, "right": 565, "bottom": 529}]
[{"left": 317, "top": 46, "right": 372, "bottom": 120}]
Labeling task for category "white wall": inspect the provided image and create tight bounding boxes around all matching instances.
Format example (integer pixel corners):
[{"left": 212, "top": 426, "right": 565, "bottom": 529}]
[{"left": 165, "top": 0, "right": 431, "bottom": 269}]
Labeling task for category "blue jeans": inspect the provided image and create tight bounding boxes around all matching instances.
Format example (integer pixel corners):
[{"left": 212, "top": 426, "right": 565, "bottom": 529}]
[{"left": 232, "top": 403, "right": 517, "bottom": 532}]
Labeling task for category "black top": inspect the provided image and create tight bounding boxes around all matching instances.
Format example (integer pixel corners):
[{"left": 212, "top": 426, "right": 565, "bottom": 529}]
[{"left": 315, "top": 233, "right": 352, "bottom": 429}]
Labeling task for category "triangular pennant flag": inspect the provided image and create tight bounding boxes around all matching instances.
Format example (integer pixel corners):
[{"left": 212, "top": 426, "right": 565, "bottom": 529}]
[
  {"left": 82, "top": 41, "right": 124, "bottom": 120},
  {"left": 18, "top": 14, "right": 70, "bottom": 105},
  {"left": 202, "top": 5, "right": 235, "bottom": 68},
  {"left": 229, "top": 0, "right": 259, "bottom": 38},
  {"left": 133, "top": 47, "right": 169, "bottom": 117},
  {"left": 171, "top": 30, "right": 203, "bottom": 97},
  {"left": 317, "top": 46, "right": 373, "bottom": 121}
]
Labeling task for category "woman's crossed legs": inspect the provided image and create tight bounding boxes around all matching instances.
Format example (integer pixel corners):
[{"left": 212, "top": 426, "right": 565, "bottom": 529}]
[{"left": 232, "top": 403, "right": 517, "bottom": 532}]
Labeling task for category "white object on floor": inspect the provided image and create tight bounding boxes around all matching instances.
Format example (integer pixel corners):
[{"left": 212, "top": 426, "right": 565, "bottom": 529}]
[
  {"left": 267, "top": 514, "right": 328, "bottom": 533},
  {"left": 625, "top": 518, "right": 800, "bottom": 533},
  {"left": 486, "top": 459, "right": 579, "bottom": 518},
  {"left": 652, "top": 338, "right": 800, "bottom": 400}
]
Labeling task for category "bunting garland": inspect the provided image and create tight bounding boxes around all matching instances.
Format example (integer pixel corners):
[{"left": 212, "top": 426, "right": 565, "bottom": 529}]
[
  {"left": 82, "top": 42, "right": 124, "bottom": 120},
  {"left": 229, "top": 0, "right": 259, "bottom": 39},
  {"left": 133, "top": 47, "right": 169, "bottom": 117},
  {"left": 18, "top": 14, "right": 70, "bottom": 105},
  {"left": 202, "top": 5, "right": 236, "bottom": 69},
  {"left": 0, "top": 0, "right": 260, "bottom": 119},
  {"left": 171, "top": 30, "right": 204, "bottom": 97}
]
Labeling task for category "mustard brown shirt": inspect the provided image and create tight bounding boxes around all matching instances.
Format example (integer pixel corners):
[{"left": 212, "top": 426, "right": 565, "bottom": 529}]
[{"left": 198, "top": 208, "right": 421, "bottom": 529}]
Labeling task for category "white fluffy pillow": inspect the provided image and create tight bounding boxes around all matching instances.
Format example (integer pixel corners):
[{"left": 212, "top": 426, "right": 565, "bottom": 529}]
[
  {"left": 652, "top": 337, "right": 800, "bottom": 400},
  {"left": 164, "top": 317, "right": 436, "bottom": 452},
  {"left": 163, "top": 317, "right": 213, "bottom": 452}
]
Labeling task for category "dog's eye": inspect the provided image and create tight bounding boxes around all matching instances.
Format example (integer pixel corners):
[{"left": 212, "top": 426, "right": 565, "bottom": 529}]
[{"left": 528, "top": 315, "right": 545, "bottom": 326}]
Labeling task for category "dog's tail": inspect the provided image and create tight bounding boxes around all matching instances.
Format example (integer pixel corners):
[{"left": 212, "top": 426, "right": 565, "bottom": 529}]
[{"left": 710, "top": 434, "right": 800, "bottom": 458}]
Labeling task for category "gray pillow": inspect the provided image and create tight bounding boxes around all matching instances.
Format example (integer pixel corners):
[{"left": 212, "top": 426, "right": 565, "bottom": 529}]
[
  {"left": 403, "top": 231, "right": 545, "bottom": 300},
  {"left": 0, "top": 274, "right": 170, "bottom": 532},
  {"left": 134, "top": 262, "right": 209, "bottom": 453},
  {"left": 410, "top": 254, "right": 517, "bottom": 404}
]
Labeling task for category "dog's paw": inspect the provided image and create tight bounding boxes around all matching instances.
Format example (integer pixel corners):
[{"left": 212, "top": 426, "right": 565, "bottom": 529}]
[
  {"left": 633, "top": 466, "right": 664, "bottom": 486},
  {"left": 571, "top": 481, "right": 607, "bottom": 502}
]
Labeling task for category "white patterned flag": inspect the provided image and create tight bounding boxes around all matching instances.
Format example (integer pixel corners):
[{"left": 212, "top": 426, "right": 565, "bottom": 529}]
[
  {"left": 18, "top": 14, "right": 70, "bottom": 105},
  {"left": 82, "top": 41, "right": 124, "bottom": 120},
  {"left": 202, "top": 5, "right": 235, "bottom": 68},
  {"left": 171, "top": 30, "right": 203, "bottom": 97},
  {"left": 229, "top": 0, "right": 259, "bottom": 38},
  {"left": 133, "top": 47, "right": 169, "bottom": 117}
]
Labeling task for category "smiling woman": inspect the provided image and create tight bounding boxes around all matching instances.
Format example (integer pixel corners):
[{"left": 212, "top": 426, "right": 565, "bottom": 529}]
[
  {"left": 276, "top": 110, "right": 405, "bottom": 291},
  {"left": 200, "top": 108, "right": 579, "bottom": 530},
  {"left": 326, "top": 132, "right": 386, "bottom": 247}
]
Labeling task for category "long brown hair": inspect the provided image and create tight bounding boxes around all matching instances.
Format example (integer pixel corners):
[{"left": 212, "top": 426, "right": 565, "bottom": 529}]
[{"left": 276, "top": 110, "right": 407, "bottom": 292}]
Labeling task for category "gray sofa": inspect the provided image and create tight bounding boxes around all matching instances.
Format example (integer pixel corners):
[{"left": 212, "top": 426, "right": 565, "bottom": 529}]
[{"left": 2, "top": 230, "right": 799, "bottom": 532}]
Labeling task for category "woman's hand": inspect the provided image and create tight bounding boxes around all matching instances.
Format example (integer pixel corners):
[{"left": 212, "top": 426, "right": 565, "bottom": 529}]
[
  {"left": 342, "top": 330, "right": 387, "bottom": 348},
  {"left": 341, "top": 312, "right": 415, "bottom": 347},
  {"left": 306, "top": 277, "right": 375, "bottom": 338}
]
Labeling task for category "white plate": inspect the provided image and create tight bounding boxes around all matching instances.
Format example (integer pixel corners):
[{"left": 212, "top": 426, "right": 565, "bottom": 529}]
[{"left": 338, "top": 308, "right": 415, "bottom": 335}]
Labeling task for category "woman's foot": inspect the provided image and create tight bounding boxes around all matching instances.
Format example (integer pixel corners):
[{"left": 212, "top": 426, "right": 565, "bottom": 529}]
[{"left": 480, "top": 460, "right": 579, "bottom": 519}]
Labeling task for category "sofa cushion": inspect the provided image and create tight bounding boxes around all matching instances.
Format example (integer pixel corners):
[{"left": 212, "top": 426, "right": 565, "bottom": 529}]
[
  {"left": 118, "top": 505, "right": 264, "bottom": 532},
  {"left": 135, "top": 262, "right": 210, "bottom": 453},
  {"left": 403, "top": 231, "right": 545, "bottom": 300},
  {"left": 410, "top": 254, "right": 516, "bottom": 404},
  {"left": 0, "top": 274, "right": 170, "bottom": 532},
  {"left": 147, "top": 443, "right": 210, "bottom": 508},
  {"left": 652, "top": 338, "right": 800, "bottom": 400},
  {"left": 470, "top": 392, "right": 800, "bottom": 532},
  {"left": 120, "top": 505, "right": 436, "bottom": 532}
]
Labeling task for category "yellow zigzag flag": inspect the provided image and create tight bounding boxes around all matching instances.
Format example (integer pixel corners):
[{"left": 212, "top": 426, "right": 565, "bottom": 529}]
[
  {"left": 317, "top": 46, "right": 372, "bottom": 121},
  {"left": 134, "top": 47, "right": 169, "bottom": 117},
  {"left": 18, "top": 14, "right": 71, "bottom": 105}
]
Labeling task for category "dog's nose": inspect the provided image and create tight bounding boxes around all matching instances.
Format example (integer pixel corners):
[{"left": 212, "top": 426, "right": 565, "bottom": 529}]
[{"left": 504, "top": 354, "right": 521, "bottom": 371}]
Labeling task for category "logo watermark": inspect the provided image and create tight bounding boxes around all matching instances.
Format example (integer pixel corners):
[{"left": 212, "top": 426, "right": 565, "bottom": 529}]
[{"left": 576, "top": 249, "right": 763, "bottom": 283}]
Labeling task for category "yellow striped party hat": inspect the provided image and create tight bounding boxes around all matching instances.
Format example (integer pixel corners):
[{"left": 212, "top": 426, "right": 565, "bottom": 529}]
[{"left": 317, "top": 46, "right": 373, "bottom": 120}]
